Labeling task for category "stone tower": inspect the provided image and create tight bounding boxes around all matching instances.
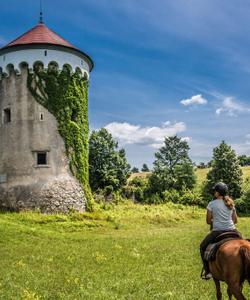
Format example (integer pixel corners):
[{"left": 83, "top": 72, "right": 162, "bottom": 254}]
[{"left": 0, "top": 19, "right": 94, "bottom": 212}]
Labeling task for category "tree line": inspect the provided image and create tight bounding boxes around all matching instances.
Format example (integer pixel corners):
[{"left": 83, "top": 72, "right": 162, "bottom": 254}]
[{"left": 89, "top": 128, "right": 250, "bottom": 212}]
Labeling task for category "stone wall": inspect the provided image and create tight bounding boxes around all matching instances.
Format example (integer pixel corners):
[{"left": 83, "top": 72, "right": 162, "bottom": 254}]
[{"left": 0, "top": 68, "right": 86, "bottom": 212}]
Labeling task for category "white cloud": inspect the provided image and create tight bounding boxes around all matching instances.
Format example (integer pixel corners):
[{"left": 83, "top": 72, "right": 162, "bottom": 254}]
[
  {"left": 180, "top": 94, "right": 208, "bottom": 106},
  {"left": 105, "top": 121, "right": 187, "bottom": 148},
  {"left": 216, "top": 97, "right": 250, "bottom": 116}
]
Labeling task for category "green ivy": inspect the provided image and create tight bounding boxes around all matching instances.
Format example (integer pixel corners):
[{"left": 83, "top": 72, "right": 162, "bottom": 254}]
[{"left": 27, "top": 66, "right": 94, "bottom": 211}]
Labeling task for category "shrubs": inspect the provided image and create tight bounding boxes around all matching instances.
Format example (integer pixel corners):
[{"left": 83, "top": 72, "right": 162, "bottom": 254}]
[
  {"left": 235, "top": 178, "right": 250, "bottom": 213},
  {"left": 162, "top": 190, "right": 180, "bottom": 203}
]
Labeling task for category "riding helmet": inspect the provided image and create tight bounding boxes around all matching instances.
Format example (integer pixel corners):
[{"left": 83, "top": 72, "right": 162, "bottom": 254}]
[{"left": 213, "top": 182, "right": 229, "bottom": 196}]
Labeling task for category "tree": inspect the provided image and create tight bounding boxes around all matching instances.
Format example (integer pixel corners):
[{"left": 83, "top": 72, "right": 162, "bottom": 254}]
[
  {"left": 141, "top": 163, "right": 150, "bottom": 172},
  {"left": 89, "top": 128, "right": 131, "bottom": 192},
  {"left": 148, "top": 136, "right": 196, "bottom": 194},
  {"left": 203, "top": 141, "right": 243, "bottom": 201},
  {"left": 197, "top": 162, "right": 207, "bottom": 169},
  {"left": 238, "top": 155, "right": 250, "bottom": 167},
  {"left": 131, "top": 167, "right": 139, "bottom": 173}
]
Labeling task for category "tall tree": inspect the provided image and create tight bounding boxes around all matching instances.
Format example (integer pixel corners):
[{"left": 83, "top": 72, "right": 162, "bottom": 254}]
[
  {"left": 131, "top": 167, "right": 139, "bottom": 173},
  {"left": 89, "top": 129, "right": 131, "bottom": 191},
  {"left": 149, "top": 136, "right": 196, "bottom": 194},
  {"left": 141, "top": 163, "right": 150, "bottom": 172},
  {"left": 203, "top": 141, "right": 243, "bottom": 201}
]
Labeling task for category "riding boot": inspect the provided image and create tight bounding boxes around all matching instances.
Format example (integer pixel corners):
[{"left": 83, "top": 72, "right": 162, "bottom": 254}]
[
  {"left": 201, "top": 261, "right": 212, "bottom": 280},
  {"left": 204, "top": 261, "right": 210, "bottom": 275}
]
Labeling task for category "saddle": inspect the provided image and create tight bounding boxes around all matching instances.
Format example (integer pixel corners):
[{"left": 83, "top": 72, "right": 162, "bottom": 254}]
[{"left": 204, "top": 231, "right": 243, "bottom": 262}]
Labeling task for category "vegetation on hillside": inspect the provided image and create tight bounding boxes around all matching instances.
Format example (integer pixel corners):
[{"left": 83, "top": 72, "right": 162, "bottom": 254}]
[{"left": 88, "top": 130, "right": 250, "bottom": 211}]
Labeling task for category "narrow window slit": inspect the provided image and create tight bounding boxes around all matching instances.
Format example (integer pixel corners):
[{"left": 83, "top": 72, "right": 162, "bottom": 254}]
[{"left": 3, "top": 108, "right": 11, "bottom": 123}]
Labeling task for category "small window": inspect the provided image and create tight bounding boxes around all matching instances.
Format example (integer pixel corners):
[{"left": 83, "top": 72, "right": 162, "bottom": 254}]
[
  {"left": 3, "top": 108, "right": 11, "bottom": 123},
  {"left": 40, "top": 113, "right": 44, "bottom": 121},
  {"left": 37, "top": 152, "right": 47, "bottom": 165},
  {"left": 3, "top": 55, "right": 6, "bottom": 62},
  {"left": 44, "top": 50, "right": 47, "bottom": 56}
]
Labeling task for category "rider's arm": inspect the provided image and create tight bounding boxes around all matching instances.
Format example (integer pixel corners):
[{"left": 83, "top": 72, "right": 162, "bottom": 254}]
[
  {"left": 232, "top": 209, "right": 238, "bottom": 224},
  {"left": 206, "top": 209, "right": 213, "bottom": 225}
]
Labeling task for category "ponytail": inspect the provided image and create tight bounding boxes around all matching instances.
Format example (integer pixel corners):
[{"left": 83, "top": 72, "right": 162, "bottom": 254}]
[{"left": 223, "top": 195, "right": 234, "bottom": 210}]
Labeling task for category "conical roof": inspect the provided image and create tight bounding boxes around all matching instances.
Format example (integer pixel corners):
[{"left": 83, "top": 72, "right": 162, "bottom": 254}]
[{"left": 4, "top": 23, "right": 76, "bottom": 49}]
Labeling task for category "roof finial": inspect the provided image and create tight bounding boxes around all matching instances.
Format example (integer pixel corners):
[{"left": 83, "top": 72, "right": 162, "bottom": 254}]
[{"left": 39, "top": 0, "right": 44, "bottom": 23}]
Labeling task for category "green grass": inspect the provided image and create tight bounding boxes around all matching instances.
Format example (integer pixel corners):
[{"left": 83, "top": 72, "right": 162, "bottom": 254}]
[
  {"left": 195, "top": 166, "right": 250, "bottom": 186},
  {"left": 1, "top": 202, "right": 250, "bottom": 299}
]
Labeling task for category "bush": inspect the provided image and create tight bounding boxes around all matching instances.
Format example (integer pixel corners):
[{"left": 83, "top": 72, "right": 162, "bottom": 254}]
[
  {"left": 104, "top": 185, "right": 114, "bottom": 196},
  {"left": 145, "top": 193, "right": 162, "bottom": 204},
  {"left": 234, "top": 177, "right": 250, "bottom": 213},
  {"left": 235, "top": 198, "right": 247, "bottom": 214},
  {"left": 179, "top": 189, "right": 204, "bottom": 207},
  {"left": 124, "top": 176, "right": 149, "bottom": 202},
  {"left": 162, "top": 190, "right": 180, "bottom": 203},
  {"left": 134, "top": 187, "right": 144, "bottom": 202}
]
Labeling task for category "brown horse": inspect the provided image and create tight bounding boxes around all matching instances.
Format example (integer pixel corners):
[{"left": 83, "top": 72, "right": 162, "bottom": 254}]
[{"left": 209, "top": 240, "right": 250, "bottom": 299}]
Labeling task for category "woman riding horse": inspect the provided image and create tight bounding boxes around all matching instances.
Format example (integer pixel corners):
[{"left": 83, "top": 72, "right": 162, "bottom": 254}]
[{"left": 200, "top": 182, "right": 241, "bottom": 280}]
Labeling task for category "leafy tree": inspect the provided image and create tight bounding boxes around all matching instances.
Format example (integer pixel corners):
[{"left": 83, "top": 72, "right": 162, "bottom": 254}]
[
  {"left": 131, "top": 167, "right": 139, "bottom": 173},
  {"left": 235, "top": 178, "right": 250, "bottom": 213},
  {"left": 207, "top": 160, "right": 213, "bottom": 168},
  {"left": 238, "top": 155, "right": 250, "bottom": 167},
  {"left": 89, "top": 128, "right": 131, "bottom": 192},
  {"left": 197, "top": 162, "right": 207, "bottom": 169},
  {"left": 141, "top": 163, "right": 150, "bottom": 172},
  {"left": 148, "top": 136, "right": 196, "bottom": 194},
  {"left": 203, "top": 141, "right": 243, "bottom": 201}
]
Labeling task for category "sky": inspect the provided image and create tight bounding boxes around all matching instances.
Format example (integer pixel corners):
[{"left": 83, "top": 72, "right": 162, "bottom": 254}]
[{"left": 1, "top": 0, "right": 250, "bottom": 168}]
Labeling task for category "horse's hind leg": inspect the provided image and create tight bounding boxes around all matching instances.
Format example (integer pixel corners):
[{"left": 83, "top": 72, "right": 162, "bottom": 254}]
[
  {"left": 228, "top": 282, "right": 246, "bottom": 300},
  {"left": 214, "top": 279, "right": 222, "bottom": 300},
  {"left": 227, "top": 287, "right": 232, "bottom": 300}
]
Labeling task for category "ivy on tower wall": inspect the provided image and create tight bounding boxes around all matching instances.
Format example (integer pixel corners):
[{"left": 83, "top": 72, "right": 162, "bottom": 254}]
[{"left": 27, "top": 66, "right": 94, "bottom": 210}]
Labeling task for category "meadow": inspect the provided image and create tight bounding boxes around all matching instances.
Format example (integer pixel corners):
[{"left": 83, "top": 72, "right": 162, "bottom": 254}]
[
  {"left": 130, "top": 166, "right": 250, "bottom": 187},
  {"left": 1, "top": 202, "right": 250, "bottom": 300},
  {"left": 195, "top": 166, "right": 250, "bottom": 186}
]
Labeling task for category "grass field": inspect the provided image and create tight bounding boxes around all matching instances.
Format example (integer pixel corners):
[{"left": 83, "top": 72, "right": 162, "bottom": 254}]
[
  {"left": 130, "top": 166, "right": 250, "bottom": 187},
  {"left": 1, "top": 202, "right": 250, "bottom": 300},
  {"left": 195, "top": 166, "right": 250, "bottom": 186}
]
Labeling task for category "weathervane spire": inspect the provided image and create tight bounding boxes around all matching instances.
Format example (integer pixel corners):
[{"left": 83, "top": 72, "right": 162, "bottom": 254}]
[{"left": 39, "top": 0, "right": 44, "bottom": 23}]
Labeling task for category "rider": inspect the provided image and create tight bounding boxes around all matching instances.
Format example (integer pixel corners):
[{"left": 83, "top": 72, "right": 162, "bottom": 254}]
[{"left": 200, "top": 182, "right": 240, "bottom": 280}]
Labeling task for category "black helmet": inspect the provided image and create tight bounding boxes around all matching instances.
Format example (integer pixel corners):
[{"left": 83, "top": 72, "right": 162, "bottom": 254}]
[{"left": 213, "top": 182, "right": 228, "bottom": 196}]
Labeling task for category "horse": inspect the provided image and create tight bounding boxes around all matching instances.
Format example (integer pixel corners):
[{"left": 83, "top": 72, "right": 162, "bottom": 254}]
[{"left": 209, "top": 239, "right": 250, "bottom": 300}]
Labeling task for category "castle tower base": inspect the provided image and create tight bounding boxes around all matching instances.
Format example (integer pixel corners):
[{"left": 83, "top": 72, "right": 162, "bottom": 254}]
[{"left": 0, "top": 175, "right": 85, "bottom": 213}]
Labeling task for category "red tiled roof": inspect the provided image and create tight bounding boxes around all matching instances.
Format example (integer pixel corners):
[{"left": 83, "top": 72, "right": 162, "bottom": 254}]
[{"left": 5, "top": 23, "right": 77, "bottom": 49}]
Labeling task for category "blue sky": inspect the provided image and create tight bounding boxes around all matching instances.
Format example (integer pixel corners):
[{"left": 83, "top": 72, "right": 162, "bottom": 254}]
[{"left": 1, "top": 0, "right": 250, "bottom": 168}]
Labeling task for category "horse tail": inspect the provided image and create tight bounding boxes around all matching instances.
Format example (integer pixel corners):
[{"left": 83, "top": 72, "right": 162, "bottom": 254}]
[{"left": 240, "top": 246, "right": 250, "bottom": 284}]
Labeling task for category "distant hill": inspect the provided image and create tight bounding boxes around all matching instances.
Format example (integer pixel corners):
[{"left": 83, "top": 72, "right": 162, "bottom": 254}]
[{"left": 129, "top": 166, "right": 250, "bottom": 185}]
